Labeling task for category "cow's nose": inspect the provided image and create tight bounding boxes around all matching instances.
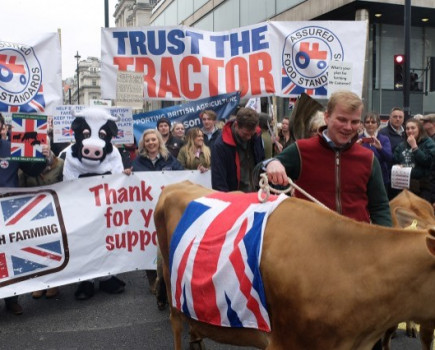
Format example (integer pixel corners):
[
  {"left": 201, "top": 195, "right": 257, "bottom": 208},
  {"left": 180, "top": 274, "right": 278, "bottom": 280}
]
[{"left": 82, "top": 145, "right": 103, "bottom": 159}]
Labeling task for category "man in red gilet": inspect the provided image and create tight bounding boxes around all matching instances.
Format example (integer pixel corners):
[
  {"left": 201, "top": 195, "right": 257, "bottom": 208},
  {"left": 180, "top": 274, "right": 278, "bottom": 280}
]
[{"left": 265, "top": 90, "right": 391, "bottom": 227}]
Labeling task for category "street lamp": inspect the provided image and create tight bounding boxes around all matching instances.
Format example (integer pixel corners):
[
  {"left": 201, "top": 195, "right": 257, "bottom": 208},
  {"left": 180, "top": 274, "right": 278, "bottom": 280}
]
[{"left": 74, "top": 51, "right": 81, "bottom": 104}]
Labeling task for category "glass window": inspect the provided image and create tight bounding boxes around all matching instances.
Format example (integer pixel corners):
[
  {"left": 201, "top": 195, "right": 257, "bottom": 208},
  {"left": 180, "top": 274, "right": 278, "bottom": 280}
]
[
  {"left": 276, "top": 0, "right": 306, "bottom": 14},
  {"left": 194, "top": 0, "right": 208, "bottom": 11},
  {"left": 213, "top": 0, "right": 239, "bottom": 31},
  {"left": 240, "top": 0, "right": 275, "bottom": 26},
  {"left": 152, "top": 13, "right": 165, "bottom": 26},
  {"left": 178, "top": 0, "right": 194, "bottom": 22},
  {"left": 164, "top": 1, "right": 177, "bottom": 25},
  {"left": 194, "top": 12, "right": 213, "bottom": 31}
]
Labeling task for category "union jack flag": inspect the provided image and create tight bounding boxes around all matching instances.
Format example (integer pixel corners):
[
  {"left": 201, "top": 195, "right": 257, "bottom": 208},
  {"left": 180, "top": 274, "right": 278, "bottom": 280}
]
[
  {"left": 62, "top": 126, "right": 74, "bottom": 137},
  {"left": 281, "top": 67, "right": 327, "bottom": 97},
  {"left": 10, "top": 114, "right": 47, "bottom": 161},
  {"left": 170, "top": 192, "right": 286, "bottom": 332},
  {"left": 0, "top": 191, "right": 68, "bottom": 286},
  {"left": 116, "top": 129, "right": 124, "bottom": 139}
]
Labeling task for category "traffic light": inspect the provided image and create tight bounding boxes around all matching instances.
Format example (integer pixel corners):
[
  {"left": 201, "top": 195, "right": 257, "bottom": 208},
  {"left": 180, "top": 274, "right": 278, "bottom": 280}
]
[
  {"left": 394, "top": 54, "right": 405, "bottom": 90},
  {"left": 410, "top": 72, "right": 419, "bottom": 91}
]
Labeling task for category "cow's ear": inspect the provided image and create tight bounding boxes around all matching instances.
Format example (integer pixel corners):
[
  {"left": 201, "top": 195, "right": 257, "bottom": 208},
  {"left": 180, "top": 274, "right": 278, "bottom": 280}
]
[
  {"left": 106, "top": 120, "right": 118, "bottom": 138},
  {"left": 71, "top": 117, "right": 86, "bottom": 132},
  {"left": 393, "top": 207, "right": 428, "bottom": 229},
  {"left": 426, "top": 229, "right": 435, "bottom": 257}
]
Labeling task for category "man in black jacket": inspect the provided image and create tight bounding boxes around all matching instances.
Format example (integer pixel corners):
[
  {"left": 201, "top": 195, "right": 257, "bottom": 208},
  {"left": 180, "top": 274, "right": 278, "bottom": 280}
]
[
  {"left": 378, "top": 107, "right": 405, "bottom": 153},
  {"left": 200, "top": 110, "right": 221, "bottom": 150},
  {"left": 211, "top": 108, "right": 264, "bottom": 192},
  {"left": 378, "top": 107, "right": 405, "bottom": 199},
  {"left": 156, "top": 117, "right": 183, "bottom": 158}
]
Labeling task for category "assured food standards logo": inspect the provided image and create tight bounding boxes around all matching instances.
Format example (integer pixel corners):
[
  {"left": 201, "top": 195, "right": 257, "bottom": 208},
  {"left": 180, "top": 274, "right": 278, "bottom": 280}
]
[
  {"left": 281, "top": 26, "right": 344, "bottom": 97},
  {"left": 0, "top": 41, "right": 44, "bottom": 112}
]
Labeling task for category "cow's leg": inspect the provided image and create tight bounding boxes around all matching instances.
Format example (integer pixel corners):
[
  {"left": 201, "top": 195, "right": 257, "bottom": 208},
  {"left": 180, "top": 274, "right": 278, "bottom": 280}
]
[
  {"left": 405, "top": 321, "right": 417, "bottom": 337},
  {"left": 189, "top": 338, "right": 206, "bottom": 350},
  {"left": 419, "top": 324, "right": 434, "bottom": 350},
  {"left": 169, "top": 308, "right": 184, "bottom": 350},
  {"left": 381, "top": 325, "right": 397, "bottom": 350}
]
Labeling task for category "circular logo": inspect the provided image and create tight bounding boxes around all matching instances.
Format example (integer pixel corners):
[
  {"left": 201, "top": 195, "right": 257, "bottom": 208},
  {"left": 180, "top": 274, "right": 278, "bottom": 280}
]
[
  {"left": 0, "top": 41, "right": 42, "bottom": 106},
  {"left": 0, "top": 159, "right": 9, "bottom": 169},
  {"left": 282, "top": 26, "right": 344, "bottom": 90}
]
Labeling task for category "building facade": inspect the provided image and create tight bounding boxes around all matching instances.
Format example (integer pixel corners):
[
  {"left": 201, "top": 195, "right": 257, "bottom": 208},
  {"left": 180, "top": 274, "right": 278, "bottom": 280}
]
[
  {"left": 64, "top": 57, "right": 103, "bottom": 106},
  {"left": 146, "top": 0, "right": 435, "bottom": 117}
]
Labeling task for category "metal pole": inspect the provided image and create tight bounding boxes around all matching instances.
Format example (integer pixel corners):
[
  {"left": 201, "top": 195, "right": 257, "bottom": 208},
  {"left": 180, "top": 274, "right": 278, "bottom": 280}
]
[
  {"left": 105, "top": 0, "right": 109, "bottom": 28},
  {"left": 75, "top": 51, "right": 81, "bottom": 105},
  {"left": 403, "top": 0, "right": 411, "bottom": 120}
]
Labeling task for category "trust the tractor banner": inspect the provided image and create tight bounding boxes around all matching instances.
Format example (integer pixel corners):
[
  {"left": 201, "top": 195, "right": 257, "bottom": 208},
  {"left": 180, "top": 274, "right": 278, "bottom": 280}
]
[{"left": 101, "top": 21, "right": 367, "bottom": 101}]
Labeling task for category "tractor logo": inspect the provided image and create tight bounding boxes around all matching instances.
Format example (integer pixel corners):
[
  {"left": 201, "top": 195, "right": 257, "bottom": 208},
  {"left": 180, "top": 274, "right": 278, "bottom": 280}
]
[
  {"left": 0, "top": 41, "right": 42, "bottom": 107},
  {"left": 281, "top": 26, "right": 344, "bottom": 96}
]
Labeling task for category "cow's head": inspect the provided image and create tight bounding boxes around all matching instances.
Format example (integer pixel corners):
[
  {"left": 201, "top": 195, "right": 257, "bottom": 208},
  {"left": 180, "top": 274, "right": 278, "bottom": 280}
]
[{"left": 70, "top": 108, "right": 118, "bottom": 166}]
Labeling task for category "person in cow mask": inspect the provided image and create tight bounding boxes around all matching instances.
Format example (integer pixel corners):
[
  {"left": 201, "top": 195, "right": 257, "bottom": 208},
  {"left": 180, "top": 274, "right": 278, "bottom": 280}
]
[{"left": 62, "top": 107, "right": 126, "bottom": 300}]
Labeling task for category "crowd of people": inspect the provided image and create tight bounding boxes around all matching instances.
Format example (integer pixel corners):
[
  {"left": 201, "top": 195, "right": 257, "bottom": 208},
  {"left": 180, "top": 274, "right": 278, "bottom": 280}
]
[{"left": 2, "top": 90, "right": 435, "bottom": 348}]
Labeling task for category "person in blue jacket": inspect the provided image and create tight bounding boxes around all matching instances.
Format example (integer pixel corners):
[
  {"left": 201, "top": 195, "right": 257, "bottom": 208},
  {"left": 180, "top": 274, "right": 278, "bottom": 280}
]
[
  {"left": 132, "top": 129, "right": 184, "bottom": 171},
  {"left": 132, "top": 128, "right": 183, "bottom": 311}
]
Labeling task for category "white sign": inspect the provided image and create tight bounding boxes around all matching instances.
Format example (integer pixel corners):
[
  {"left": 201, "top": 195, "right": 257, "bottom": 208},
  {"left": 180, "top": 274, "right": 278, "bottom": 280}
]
[
  {"left": 327, "top": 61, "right": 353, "bottom": 97},
  {"left": 0, "top": 33, "right": 62, "bottom": 114},
  {"left": 391, "top": 165, "right": 412, "bottom": 189},
  {"left": 52, "top": 106, "right": 134, "bottom": 145},
  {"left": 0, "top": 171, "right": 211, "bottom": 298},
  {"left": 116, "top": 71, "right": 144, "bottom": 109},
  {"left": 90, "top": 99, "right": 112, "bottom": 107}
]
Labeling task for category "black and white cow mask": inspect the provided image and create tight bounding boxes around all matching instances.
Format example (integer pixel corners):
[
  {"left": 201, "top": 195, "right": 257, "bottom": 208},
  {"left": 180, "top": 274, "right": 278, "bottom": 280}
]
[{"left": 71, "top": 108, "right": 118, "bottom": 165}]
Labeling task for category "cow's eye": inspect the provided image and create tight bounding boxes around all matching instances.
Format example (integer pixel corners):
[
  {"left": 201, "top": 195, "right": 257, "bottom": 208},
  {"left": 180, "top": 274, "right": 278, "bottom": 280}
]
[
  {"left": 83, "top": 130, "right": 90, "bottom": 139},
  {"left": 99, "top": 130, "right": 107, "bottom": 139}
]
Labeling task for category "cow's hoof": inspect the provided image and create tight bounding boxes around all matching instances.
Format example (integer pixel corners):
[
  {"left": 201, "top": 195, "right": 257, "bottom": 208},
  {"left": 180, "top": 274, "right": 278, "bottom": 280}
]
[
  {"left": 189, "top": 339, "right": 206, "bottom": 350},
  {"left": 406, "top": 321, "right": 417, "bottom": 338}
]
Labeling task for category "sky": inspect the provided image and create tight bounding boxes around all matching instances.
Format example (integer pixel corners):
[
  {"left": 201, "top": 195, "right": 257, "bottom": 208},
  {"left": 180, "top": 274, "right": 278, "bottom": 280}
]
[{"left": 0, "top": 0, "right": 118, "bottom": 80}]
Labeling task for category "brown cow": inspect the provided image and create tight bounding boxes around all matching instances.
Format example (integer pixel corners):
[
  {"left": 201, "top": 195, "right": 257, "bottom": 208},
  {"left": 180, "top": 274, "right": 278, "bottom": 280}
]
[
  {"left": 382, "top": 189, "right": 435, "bottom": 350},
  {"left": 155, "top": 181, "right": 435, "bottom": 350}
]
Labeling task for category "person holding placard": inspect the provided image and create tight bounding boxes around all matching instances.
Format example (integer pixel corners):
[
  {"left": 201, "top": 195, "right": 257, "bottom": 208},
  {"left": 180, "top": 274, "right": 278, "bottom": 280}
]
[{"left": 393, "top": 118, "right": 435, "bottom": 202}]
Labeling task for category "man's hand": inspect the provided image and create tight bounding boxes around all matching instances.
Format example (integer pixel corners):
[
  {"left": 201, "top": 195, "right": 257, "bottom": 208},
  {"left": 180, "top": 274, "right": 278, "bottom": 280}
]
[
  {"left": 266, "top": 160, "right": 289, "bottom": 186},
  {"left": 41, "top": 143, "right": 54, "bottom": 164}
]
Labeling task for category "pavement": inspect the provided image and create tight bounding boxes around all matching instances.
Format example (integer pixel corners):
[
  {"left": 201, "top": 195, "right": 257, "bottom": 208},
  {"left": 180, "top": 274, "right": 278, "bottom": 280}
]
[{"left": 0, "top": 270, "right": 429, "bottom": 350}]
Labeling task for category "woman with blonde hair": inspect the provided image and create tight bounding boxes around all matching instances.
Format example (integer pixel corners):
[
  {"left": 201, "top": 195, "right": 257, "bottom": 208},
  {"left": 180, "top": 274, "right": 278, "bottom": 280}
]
[
  {"left": 132, "top": 128, "right": 183, "bottom": 311},
  {"left": 133, "top": 129, "right": 183, "bottom": 171},
  {"left": 177, "top": 127, "right": 211, "bottom": 172}
]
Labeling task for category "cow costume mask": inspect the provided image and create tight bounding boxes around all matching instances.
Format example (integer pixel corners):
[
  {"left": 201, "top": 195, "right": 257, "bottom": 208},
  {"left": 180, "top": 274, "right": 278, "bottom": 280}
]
[{"left": 62, "top": 108, "right": 124, "bottom": 180}]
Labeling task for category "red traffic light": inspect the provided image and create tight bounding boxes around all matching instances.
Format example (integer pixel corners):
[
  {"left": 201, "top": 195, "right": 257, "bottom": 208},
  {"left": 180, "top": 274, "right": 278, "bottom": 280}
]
[{"left": 395, "top": 54, "right": 404, "bottom": 64}]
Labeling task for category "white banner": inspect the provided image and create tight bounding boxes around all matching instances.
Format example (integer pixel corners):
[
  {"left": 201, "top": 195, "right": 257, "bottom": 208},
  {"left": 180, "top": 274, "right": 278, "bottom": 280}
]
[
  {"left": 101, "top": 21, "right": 367, "bottom": 101},
  {"left": 0, "top": 171, "right": 211, "bottom": 298},
  {"left": 52, "top": 106, "right": 134, "bottom": 145},
  {"left": 0, "top": 33, "right": 63, "bottom": 114}
]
